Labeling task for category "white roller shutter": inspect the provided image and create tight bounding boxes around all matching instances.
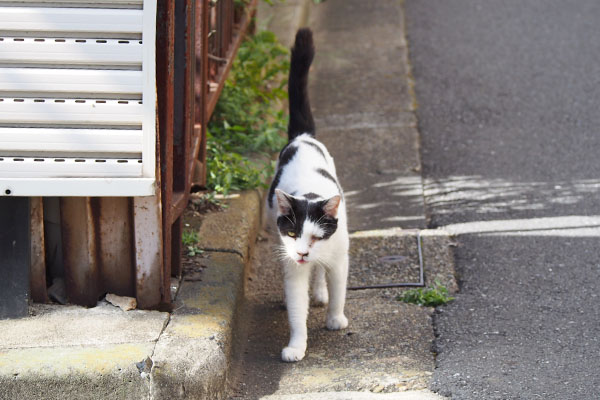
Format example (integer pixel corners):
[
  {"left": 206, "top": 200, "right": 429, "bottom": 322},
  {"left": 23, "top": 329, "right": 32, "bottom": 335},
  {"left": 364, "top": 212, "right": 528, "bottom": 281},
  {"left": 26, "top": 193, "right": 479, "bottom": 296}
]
[{"left": 0, "top": 0, "right": 157, "bottom": 197}]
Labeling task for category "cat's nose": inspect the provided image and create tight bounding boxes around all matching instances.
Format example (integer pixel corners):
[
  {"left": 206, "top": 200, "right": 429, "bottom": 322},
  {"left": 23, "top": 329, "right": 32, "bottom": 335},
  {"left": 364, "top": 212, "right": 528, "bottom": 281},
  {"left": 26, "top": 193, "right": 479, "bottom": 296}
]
[{"left": 297, "top": 251, "right": 309, "bottom": 258}]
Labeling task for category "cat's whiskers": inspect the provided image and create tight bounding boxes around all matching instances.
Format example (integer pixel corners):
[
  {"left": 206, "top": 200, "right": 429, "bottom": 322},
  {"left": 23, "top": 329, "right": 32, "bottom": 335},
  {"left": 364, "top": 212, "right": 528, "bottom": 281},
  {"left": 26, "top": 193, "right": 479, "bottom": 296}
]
[{"left": 274, "top": 245, "right": 289, "bottom": 260}]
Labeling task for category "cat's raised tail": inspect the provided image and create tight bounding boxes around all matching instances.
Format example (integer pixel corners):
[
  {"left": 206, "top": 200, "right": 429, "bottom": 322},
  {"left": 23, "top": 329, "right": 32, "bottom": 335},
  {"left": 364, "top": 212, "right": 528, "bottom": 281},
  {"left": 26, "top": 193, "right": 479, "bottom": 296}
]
[{"left": 288, "top": 28, "right": 315, "bottom": 141}]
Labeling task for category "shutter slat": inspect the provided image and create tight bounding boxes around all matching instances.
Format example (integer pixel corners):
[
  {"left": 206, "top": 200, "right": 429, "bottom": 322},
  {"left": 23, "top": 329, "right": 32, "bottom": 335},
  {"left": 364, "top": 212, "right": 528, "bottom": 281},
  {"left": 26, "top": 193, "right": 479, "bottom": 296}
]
[
  {"left": 0, "top": 8, "right": 142, "bottom": 36},
  {"left": 0, "top": 68, "right": 142, "bottom": 97},
  {"left": 0, "top": 178, "right": 154, "bottom": 198},
  {"left": 0, "top": 0, "right": 143, "bottom": 6},
  {"left": 0, "top": 157, "right": 142, "bottom": 177},
  {"left": 0, "top": 39, "right": 142, "bottom": 67},
  {"left": 0, "top": 99, "right": 143, "bottom": 126},
  {"left": 0, "top": 128, "right": 142, "bottom": 155}
]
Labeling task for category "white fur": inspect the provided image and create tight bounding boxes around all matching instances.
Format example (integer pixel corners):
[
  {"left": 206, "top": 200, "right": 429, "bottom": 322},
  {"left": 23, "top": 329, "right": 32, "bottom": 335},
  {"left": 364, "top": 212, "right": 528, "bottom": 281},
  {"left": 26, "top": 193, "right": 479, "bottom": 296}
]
[{"left": 266, "top": 133, "right": 349, "bottom": 362}]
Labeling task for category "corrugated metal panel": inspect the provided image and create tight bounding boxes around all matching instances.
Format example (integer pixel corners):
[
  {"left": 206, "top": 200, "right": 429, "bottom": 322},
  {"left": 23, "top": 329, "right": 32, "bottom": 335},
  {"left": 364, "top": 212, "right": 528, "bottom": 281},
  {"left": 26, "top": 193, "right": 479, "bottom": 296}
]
[{"left": 0, "top": 0, "right": 156, "bottom": 197}]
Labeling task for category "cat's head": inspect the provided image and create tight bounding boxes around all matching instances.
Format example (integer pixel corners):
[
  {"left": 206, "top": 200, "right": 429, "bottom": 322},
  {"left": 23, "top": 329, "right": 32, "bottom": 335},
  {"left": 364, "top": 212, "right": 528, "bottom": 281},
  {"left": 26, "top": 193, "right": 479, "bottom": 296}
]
[{"left": 274, "top": 189, "right": 341, "bottom": 265}]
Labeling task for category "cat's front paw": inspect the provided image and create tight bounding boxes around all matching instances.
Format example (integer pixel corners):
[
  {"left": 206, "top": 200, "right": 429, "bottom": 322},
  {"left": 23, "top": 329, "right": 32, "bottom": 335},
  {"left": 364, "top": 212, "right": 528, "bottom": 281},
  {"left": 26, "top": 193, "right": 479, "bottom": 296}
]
[
  {"left": 281, "top": 346, "right": 306, "bottom": 362},
  {"left": 326, "top": 314, "right": 348, "bottom": 330}
]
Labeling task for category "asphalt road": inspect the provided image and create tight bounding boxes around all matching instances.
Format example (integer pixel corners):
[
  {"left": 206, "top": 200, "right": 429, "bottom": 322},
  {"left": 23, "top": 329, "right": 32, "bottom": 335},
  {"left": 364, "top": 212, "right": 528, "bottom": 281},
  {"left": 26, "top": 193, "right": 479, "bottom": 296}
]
[{"left": 405, "top": 1, "right": 600, "bottom": 398}]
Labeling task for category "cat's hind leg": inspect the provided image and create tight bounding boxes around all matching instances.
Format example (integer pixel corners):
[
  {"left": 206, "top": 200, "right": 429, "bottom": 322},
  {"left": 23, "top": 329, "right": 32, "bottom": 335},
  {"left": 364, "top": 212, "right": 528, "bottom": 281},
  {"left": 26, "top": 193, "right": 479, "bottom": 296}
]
[
  {"left": 312, "top": 264, "right": 329, "bottom": 306},
  {"left": 282, "top": 263, "right": 311, "bottom": 362},
  {"left": 325, "top": 254, "right": 349, "bottom": 330}
]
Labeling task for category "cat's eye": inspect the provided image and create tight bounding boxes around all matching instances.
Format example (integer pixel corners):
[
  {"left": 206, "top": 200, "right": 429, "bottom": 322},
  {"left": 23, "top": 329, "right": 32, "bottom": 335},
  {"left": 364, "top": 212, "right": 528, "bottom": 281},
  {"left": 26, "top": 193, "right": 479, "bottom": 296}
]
[
  {"left": 312, "top": 235, "right": 322, "bottom": 241},
  {"left": 287, "top": 231, "right": 296, "bottom": 238}
]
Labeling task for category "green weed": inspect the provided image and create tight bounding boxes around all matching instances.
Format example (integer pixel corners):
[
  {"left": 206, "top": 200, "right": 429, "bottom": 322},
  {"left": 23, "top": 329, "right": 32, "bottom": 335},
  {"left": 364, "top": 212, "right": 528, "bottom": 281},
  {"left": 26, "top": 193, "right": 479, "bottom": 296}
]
[
  {"left": 206, "top": 30, "right": 289, "bottom": 195},
  {"left": 397, "top": 282, "right": 455, "bottom": 307},
  {"left": 182, "top": 230, "right": 203, "bottom": 257}
]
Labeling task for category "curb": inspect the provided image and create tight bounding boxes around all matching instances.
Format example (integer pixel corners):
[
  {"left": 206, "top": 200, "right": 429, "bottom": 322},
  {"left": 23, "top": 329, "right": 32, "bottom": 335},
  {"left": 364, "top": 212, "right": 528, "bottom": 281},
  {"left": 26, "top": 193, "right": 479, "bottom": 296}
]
[
  {"left": 150, "top": 189, "right": 264, "bottom": 399},
  {"left": 142, "top": 0, "right": 313, "bottom": 393},
  {"left": 157, "top": 1, "right": 314, "bottom": 396}
]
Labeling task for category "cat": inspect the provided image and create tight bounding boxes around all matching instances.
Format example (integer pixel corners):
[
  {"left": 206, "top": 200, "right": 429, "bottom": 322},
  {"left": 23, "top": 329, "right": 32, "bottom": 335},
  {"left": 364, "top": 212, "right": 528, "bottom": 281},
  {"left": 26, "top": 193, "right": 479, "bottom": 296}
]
[{"left": 265, "top": 28, "right": 349, "bottom": 362}]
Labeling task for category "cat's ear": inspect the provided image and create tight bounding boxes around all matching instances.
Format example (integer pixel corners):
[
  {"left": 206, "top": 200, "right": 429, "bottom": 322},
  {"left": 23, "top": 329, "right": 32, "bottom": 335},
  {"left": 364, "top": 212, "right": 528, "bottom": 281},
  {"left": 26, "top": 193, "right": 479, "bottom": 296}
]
[
  {"left": 275, "top": 189, "right": 294, "bottom": 215},
  {"left": 323, "top": 195, "right": 341, "bottom": 218}
]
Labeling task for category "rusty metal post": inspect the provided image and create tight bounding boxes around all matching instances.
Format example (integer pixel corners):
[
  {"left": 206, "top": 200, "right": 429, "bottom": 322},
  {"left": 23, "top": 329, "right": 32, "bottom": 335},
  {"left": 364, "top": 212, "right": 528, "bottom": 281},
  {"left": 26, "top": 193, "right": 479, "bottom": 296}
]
[
  {"left": 172, "top": 0, "right": 188, "bottom": 199},
  {"left": 133, "top": 193, "right": 164, "bottom": 309},
  {"left": 60, "top": 197, "right": 100, "bottom": 307},
  {"left": 182, "top": 0, "right": 197, "bottom": 198},
  {"left": 193, "top": 0, "right": 209, "bottom": 188},
  {"left": 30, "top": 197, "right": 47, "bottom": 303},
  {"left": 156, "top": 0, "right": 176, "bottom": 303},
  {"left": 132, "top": 113, "right": 165, "bottom": 308},
  {"left": 96, "top": 197, "right": 136, "bottom": 296},
  {"left": 169, "top": 0, "right": 197, "bottom": 277}
]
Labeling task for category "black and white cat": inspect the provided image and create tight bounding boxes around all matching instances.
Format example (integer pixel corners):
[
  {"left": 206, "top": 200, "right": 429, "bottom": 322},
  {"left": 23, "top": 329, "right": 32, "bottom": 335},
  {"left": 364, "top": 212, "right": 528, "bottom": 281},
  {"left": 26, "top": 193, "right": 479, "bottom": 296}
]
[{"left": 265, "top": 28, "right": 349, "bottom": 362}]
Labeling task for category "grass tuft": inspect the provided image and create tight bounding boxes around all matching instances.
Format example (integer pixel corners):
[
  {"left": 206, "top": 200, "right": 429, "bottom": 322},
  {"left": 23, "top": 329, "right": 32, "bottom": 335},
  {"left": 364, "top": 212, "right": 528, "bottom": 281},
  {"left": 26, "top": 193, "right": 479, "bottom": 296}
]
[
  {"left": 182, "top": 230, "right": 203, "bottom": 257},
  {"left": 397, "top": 282, "right": 455, "bottom": 307}
]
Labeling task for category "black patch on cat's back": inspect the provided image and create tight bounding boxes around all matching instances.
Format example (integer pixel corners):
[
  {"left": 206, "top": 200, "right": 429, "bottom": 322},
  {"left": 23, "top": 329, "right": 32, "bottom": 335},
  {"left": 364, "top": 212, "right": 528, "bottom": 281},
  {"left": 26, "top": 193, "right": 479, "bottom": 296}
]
[
  {"left": 268, "top": 145, "right": 299, "bottom": 208},
  {"left": 279, "top": 144, "right": 299, "bottom": 166},
  {"left": 299, "top": 140, "right": 327, "bottom": 161},
  {"left": 316, "top": 168, "right": 342, "bottom": 196}
]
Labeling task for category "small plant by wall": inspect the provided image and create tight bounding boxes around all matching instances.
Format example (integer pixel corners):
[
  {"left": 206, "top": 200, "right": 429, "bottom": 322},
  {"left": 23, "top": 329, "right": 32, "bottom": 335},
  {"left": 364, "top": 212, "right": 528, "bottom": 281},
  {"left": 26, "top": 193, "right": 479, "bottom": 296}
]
[{"left": 206, "top": 30, "right": 289, "bottom": 195}]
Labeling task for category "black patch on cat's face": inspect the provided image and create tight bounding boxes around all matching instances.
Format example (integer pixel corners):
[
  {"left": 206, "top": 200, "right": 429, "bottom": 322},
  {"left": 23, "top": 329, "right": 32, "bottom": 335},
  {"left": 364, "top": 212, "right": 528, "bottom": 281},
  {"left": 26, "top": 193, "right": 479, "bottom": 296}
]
[
  {"left": 308, "top": 199, "right": 339, "bottom": 239},
  {"left": 268, "top": 145, "right": 299, "bottom": 208},
  {"left": 277, "top": 195, "right": 338, "bottom": 240}
]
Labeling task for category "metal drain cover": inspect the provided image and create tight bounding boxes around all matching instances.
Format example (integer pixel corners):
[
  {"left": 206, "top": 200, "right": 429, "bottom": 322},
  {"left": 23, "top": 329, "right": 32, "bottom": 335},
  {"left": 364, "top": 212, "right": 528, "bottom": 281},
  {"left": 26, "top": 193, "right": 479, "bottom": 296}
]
[{"left": 348, "top": 232, "right": 423, "bottom": 289}]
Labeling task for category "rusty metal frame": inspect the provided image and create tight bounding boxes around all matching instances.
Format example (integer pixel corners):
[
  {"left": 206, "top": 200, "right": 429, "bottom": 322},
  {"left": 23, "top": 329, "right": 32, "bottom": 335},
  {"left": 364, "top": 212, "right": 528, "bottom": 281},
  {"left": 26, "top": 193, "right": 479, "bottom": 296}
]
[
  {"left": 193, "top": 0, "right": 258, "bottom": 187},
  {"left": 25, "top": 0, "right": 258, "bottom": 310}
]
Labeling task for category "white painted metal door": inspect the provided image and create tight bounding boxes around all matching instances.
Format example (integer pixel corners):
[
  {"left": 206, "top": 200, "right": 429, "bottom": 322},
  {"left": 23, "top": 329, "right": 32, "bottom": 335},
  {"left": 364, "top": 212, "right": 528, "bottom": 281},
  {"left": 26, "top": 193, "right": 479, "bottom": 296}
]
[{"left": 0, "top": 0, "right": 157, "bottom": 196}]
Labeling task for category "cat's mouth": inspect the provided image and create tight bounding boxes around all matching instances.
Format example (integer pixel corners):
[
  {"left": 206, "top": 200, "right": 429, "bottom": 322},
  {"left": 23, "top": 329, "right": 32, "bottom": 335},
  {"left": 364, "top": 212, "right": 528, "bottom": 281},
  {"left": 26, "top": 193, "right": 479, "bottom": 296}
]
[{"left": 297, "top": 258, "right": 308, "bottom": 264}]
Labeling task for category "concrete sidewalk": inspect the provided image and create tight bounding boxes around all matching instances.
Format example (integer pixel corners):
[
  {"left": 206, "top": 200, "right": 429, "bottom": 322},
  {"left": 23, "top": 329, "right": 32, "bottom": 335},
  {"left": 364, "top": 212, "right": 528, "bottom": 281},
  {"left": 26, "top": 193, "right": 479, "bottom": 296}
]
[
  {"left": 228, "top": 0, "right": 455, "bottom": 399},
  {"left": 0, "top": 1, "right": 456, "bottom": 399}
]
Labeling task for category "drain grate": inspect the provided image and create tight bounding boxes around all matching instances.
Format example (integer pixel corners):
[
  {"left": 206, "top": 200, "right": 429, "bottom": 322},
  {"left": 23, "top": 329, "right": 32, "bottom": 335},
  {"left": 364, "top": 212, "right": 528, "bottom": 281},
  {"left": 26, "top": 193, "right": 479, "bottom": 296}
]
[{"left": 347, "top": 231, "right": 424, "bottom": 290}]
